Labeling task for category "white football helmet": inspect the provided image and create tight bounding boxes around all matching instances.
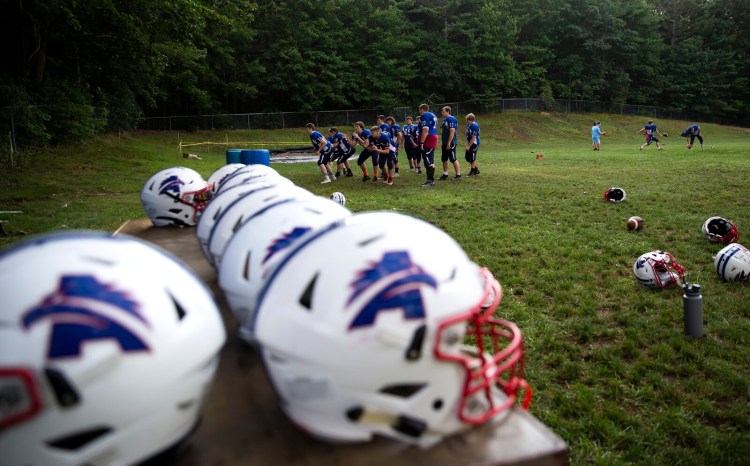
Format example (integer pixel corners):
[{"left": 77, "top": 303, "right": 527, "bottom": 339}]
[
  {"left": 633, "top": 250, "right": 685, "bottom": 288},
  {"left": 714, "top": 243, "right": 750, "bottom": 282},
  {"left": 140, "top": 167, "right": 213, "bottom": 227},
  {"left": 215, "top": 164, "right": 284, "bottom": 194},
  {"left": 603, "top": 187, "right": 627, "bottom": 203},
  {"left": 0, "top": 231, "right": 225, "bottom": 466},
  {"left": 329, "top": 192, "right": 346, "bottom": 206},
  {"left": 207, "top": 163, "right": 246, "bottom": 192},
  {"left": 195, "top": 181, "right": 274, "bottom": 263},
  {"left": 702, "top": 216, "right": 740, "bottom": 245},
  {"left": 251, "top": 212, "right": 532, "bottom": 447},
  {"left": 219, "top": 197, "right": 351, "bottom": 342},
  {"left": 207, "top": 184, "right": 313, "bottom": 268}
]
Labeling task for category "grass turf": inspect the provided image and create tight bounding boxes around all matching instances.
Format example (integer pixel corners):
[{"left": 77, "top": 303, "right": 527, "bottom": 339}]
[{"left": 2, "top": 111, "right": 749, "bottom": 465}]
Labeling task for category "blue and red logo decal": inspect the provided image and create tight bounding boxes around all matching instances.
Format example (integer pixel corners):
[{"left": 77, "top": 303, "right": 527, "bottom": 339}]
[
  {"left": 159, "top": 175, "right": 184, "bottom": 196},
  {"left": 22, "top": 275, "right": 150, "bottom": 359},
  {"left": 347, "top": 251, "right": 436, "bottom": 329},
  {"left": 264, "top": 227, "right": 312, "bottom": 265}
]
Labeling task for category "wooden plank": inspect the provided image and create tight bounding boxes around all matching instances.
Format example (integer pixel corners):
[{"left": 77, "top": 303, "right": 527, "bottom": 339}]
[{"left": 119, "top": 219, "right": 569, "bottom": 466}]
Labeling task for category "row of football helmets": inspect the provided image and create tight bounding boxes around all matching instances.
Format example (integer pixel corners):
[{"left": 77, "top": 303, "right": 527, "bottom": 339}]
[
  {"left": 603, "top": 188, "right": 749, "bottom": 287},
  {"left": 143, "top": 163, "right": 533, "bottom": 447}
]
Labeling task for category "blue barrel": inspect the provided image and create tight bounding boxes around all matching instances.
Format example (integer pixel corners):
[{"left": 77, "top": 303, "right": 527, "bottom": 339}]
[
  {"left": 226, "top": 149, "right": 242, "bottom": 164},
  {"left": 240, "top": 149, "right": 271, "bottom": 166}
]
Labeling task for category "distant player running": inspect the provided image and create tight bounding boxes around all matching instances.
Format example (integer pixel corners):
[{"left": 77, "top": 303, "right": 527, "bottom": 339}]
[{"left": 635, "top": 120, "right": 666, "bottom": 151}]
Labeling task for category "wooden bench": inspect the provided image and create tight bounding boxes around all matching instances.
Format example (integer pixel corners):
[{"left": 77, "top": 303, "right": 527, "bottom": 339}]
[{"left": 115, "top": 219, "right": 569, "bottom": 466}]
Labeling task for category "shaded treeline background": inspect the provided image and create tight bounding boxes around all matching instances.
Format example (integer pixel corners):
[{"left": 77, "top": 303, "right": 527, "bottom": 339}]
[{"left": 2, "top": 0, "right": 748, "bottom": 147}]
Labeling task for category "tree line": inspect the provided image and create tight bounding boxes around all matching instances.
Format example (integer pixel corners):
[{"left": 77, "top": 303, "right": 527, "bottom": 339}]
[{"left": 2, "top": 0, "right": 748, "bottom": 147}]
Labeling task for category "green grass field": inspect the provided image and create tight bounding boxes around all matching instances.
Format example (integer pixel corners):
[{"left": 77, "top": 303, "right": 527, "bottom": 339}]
[{"left": 2, "top": 112, "right": 749, "bottom": 465}]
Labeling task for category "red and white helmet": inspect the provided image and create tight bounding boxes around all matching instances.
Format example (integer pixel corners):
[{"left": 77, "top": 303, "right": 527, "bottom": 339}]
[
  {"left": 195, "top": 181, "right": 274, "bottom": 263},
  {"left": 140, "top": 167, "right": 213, "bottom": 227},
  {"left": 251, "top": 212, "right": 532, "bottom": 447},
  {"left": 207, "top": 184, "right": 313, "bottom": 268},
  {"left": 0, "top": 231, "right": 225, "bottom": 466},
  {"left": 702, "top": 216, "right": 740, "bottom": 245},
  {"left": 714, "top": 243, "right": 750, "bottom": 282},
  {"left": 215, "top": 164, "right": 285, "bottom": 194},
  {"left": 603, "top": 187, "right": 627, "bottom": 203},
  {"left": 219, "top": 196, "right": 351, "bottom": 342},
  {"left": 207, "top": 163, "right": 246, "bottom": 193},
  {"left": 633, "top": 250, "right": 685, "bottom": 289}
]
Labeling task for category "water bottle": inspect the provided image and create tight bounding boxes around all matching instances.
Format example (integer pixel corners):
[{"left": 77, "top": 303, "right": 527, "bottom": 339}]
[{"left": 682, "top": 283, "right": 703, "bottom": 338}]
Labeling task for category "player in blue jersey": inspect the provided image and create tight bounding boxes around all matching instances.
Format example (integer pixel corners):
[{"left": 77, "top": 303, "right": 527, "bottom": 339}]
[
  {"left": 369, "top": 126, "right": 396, "bottom": 185},
  {"left": 306, "top": 123, "right": 336, "bottom": 183},
  {"left": 439, "top": 106, "right": 462, "bottom": 181},
  {"left": 402, "top": 116, "right": 421, "bottom": 173},
  {"left": 417, "top": 103, "right": 439, "bottom": 186},
  {"left": 352, "top": 121, "right": 379, "bottom": 182},
  {"left": 465, "top": 113, "right": 481, "bottom": 176},
  {"left": 328, "top": 127, "right": 355, "bottom": 177},
  {"left": 681, "top": 123, "right": 704, "bottom": 150},
  {"left": 635, "top": 120, "right": 665, "bottom": 151},
  {"left": 376, "top": 115, "right": 391, "bottom": 180},
  {"left": 591, "top": 121, "right": 606, "bottom": 151},
  {"left": 385, "top": 116, "right": 403, "bottom": 177}
]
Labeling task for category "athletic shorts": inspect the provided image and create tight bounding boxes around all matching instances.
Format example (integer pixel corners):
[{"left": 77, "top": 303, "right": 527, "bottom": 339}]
[
  {"left": 357, "top": 148, "right": 376, "bottom": 166},
  {"left": 378, "top": 151, "right": 396, "bottom": 170},
  {"left": 441, "top": 146, "right": 457, "bottom": 163},
  {"left": 465, "top": 144, "right": 478, "bottom": 164},
  {"left": 423, "top": 134, "right": 438, "bottom": 149},
  {"left": 592, "top": 136, "right": 600, "bottom": 143},
  {"left": 317, "top": 147, "right": 334, "bottom": 166},
  {"left": 337, "top": 146, "right": 356, "bottom": 164}
]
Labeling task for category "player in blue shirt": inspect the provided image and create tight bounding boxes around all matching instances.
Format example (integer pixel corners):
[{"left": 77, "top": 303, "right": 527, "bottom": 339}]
[
  {"left": 368, "top": 126, "right": 396, "bottom": 185},
  {"left": 328, "top": 127, "right": 355, "bottom": 178},
  {"left": 376, "top": 115, "right": 391, "bottom": 180},
  {"left": 352, "top": 121, "right": 379, "bottom": 182},
  {"left": 635, "top": 120, "right": 665, "bottom": 151},
  {"left": 440, "top": 106, "right": 462, "bottom": 181},
  {"left": 465, "top": 113, "right": 481, "bottom": 176},
  {"left": 402, "top": 116, "right": 421, "bottom": 174},
  {"left": 681, "top": 123, "right": 704, "bottom": 150},
  {"left": 417, "top": 103, "right": 439, "bottom": 186},
  {"left": 591, "top": 121, "right": 606, "bottom": 151},
  {"left": 306, "top": 123, "right": 336, "bottom": 183},
  {"left": 386, "top": 116, "right": 403, "bottom": 177}
]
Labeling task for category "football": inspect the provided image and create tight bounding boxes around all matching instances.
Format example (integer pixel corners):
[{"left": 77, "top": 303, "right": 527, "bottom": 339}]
[
  {"left": 662, "top": 132, "right": 669, "bottom": 137},
  {"left": 627, "top": 216, "right": 644, "bottom": 231}
]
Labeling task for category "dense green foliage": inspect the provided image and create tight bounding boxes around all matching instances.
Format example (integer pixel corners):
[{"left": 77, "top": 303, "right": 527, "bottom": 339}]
[
  {"left": 1, "top": 113, "right": 749, "bottom": 464},
  {"left": 2, "top": 0, "right": 749, "bottom": 147}
]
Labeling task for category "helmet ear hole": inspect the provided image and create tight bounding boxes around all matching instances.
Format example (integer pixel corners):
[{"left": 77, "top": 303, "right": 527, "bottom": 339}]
[{"left": 299, "top": 273, "right": 319, "bottom": 310}]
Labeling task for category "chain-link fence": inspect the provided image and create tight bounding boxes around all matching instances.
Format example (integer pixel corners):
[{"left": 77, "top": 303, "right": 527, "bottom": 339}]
[
  {"left": 3, "top": 98, "right": 747, "bottom": 156},
  {"left": 137, "top": 98, "right": 749, "bottom": 132}
]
